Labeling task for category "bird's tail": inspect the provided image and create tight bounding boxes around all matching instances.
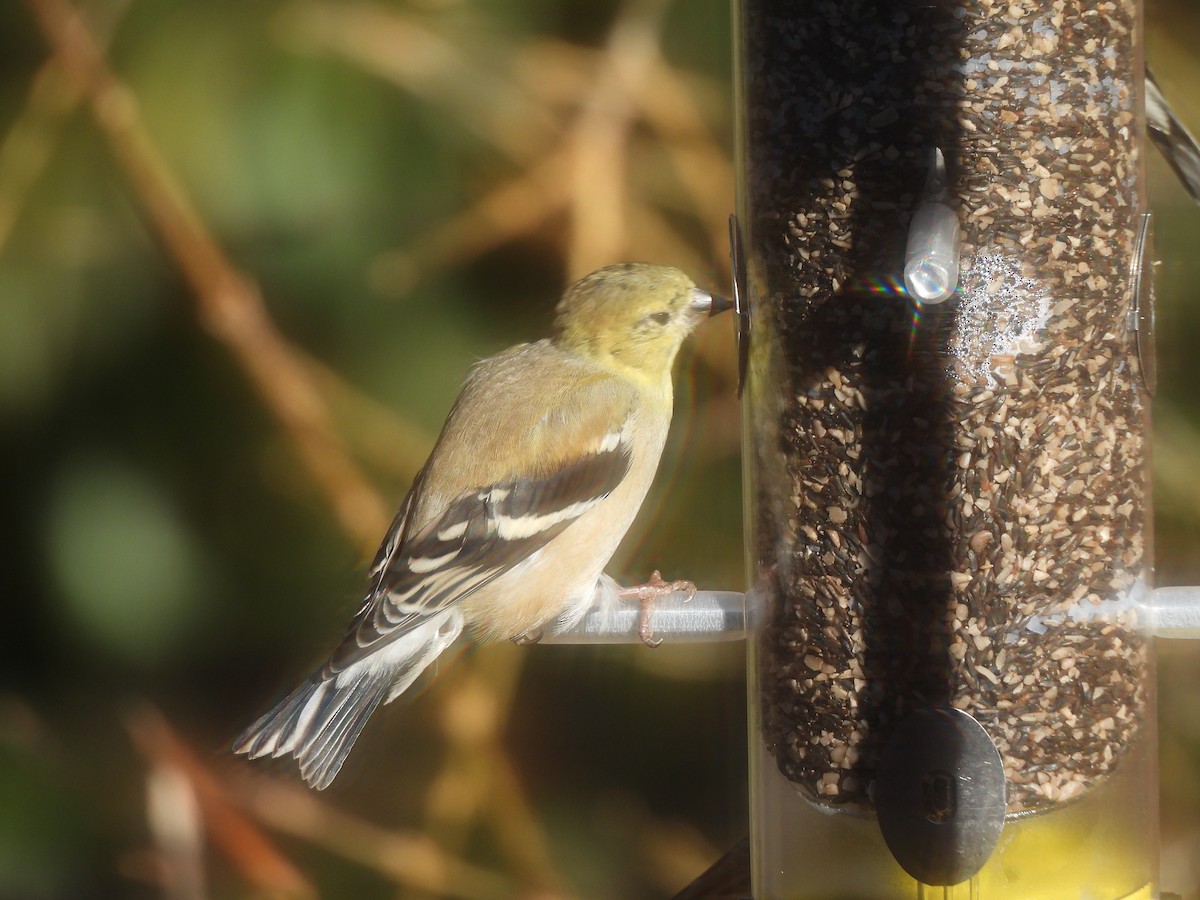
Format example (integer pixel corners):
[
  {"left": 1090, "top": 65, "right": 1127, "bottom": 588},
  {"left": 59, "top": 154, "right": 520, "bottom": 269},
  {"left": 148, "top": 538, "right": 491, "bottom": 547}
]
[{"left": 233, "top": 608, "right": 464, "bottom": 789}]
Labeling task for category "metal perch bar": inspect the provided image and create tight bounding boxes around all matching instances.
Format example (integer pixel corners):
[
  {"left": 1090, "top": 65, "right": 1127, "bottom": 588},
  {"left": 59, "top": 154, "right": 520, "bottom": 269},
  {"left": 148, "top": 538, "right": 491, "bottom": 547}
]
[
  {"left": 1151, "top": 587, "right": 1200, "bottom": 639},
  {"left": 537, "top": 586, "right": 1200, "bottom": 644},
  {"left": 538, "top": 590, "right": 746, "bottom": 644}
]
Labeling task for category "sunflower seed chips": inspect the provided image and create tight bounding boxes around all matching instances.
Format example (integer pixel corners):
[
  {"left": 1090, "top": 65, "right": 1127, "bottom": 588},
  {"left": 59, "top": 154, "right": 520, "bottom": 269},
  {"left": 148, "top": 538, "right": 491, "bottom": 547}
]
[{"left": 738, "top": 0, "right": 1154, "bottom": 831}]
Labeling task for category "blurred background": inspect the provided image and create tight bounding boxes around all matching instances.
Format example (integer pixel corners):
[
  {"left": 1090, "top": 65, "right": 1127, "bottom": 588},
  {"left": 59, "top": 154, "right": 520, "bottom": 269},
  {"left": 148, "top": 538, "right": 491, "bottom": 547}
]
[{"left": 0, "top": 0, "right": 1197, "bottom": 898}]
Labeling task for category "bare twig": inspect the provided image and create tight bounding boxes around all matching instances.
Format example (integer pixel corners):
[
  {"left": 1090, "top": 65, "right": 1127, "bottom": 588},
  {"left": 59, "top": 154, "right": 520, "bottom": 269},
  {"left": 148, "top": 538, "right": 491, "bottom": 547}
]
[
  {"left": 562, "top": 0, "right": 671, "bottom": 276},
  {"left": 144, "top": 763, "right": 208, "bottom": 900},
  {"left": 370, "top": 149, "right": 571, "bottom": 300},
  {"left": 234, "top": 773, "right": 513, "bottom": 900},
  {"left": 278, "top": 0, "right": 556, "bottom": 160},
  {"left": 636, "top": 56, "right": 735, "bottom": 267},
  {"left": 125, "top": 706, "right": 315, "bottom": 899},
  {"left": 340, "top": 1, "right": 732, "bottom": 295},
  {"left": 421, "top": 647, "right": 572, "bottom": 896},
  {"left": 0, "top": 0, "right": 129, "bottom": 255},
  {"left": 24, "top": 0, "right": 389, "bottom": 551},
  {"left": 301, "top": 352, "right": 433, "bottom": 482}
]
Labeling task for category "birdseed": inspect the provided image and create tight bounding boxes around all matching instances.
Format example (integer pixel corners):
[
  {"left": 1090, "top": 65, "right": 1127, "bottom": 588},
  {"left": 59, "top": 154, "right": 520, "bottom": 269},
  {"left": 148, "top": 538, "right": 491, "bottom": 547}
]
[{"left": 739, "top": 0, "right": 1149, "bottom": 813}]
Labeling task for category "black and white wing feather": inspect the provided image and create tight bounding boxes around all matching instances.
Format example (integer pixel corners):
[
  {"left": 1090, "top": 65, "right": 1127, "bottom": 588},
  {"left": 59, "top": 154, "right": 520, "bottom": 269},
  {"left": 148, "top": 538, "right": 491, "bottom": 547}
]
[
  {"left": 233, "top": 421, "right": 633, "bottom": 789},
  {"left": 1147, "top": 68, "right": 1200, "bottom": 204},
  {"left": 341, "top": 439, "right": 633, "bottom": 664}
]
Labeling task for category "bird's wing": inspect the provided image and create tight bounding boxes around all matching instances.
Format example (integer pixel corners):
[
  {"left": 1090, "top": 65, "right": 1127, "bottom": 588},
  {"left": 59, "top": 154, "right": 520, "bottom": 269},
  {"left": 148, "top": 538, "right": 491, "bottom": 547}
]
[
  {"left": 366, "top": 487, "right": 416, "bottom": 589},
  {"left": 327, "top": 370, "right": 638, "bottom": 675},
  {"left": 1147, "top": 68, "right": 1200, "bottom": 203}
]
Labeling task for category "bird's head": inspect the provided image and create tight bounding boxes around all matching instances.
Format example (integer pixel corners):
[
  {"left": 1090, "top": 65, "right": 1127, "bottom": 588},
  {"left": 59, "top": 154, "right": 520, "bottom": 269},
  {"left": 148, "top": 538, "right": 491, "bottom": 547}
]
[{"left": 552, "top": 263, "right": 730, "bottom": 379}]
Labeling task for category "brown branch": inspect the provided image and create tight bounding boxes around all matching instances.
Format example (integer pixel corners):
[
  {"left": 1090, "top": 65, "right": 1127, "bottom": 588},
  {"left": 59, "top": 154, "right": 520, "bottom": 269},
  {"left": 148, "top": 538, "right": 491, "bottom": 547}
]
[
  {"left": 24, "top": 0, "right": 389, "bottom": 551},
  {"left": 233, "top": 773, "right": 513, "bottom": 900},
  {"left": 367, "top": 11, "right": 735, "bottom": 294},
  {"left": 563, "top": 0, "right": 672, "bottom": 276},
  {"left": 370, "top": 150, "right": 571, "bottom": 300},
  {"left": 0, "top": 0, "right": 129, "bottom": 255},
  {"left": 125, "top": 705, "right": 316, "bottom": 899},
  {"left": 300, "top": 352, "right": 433, "bottom": 483},
  {"left": 422, "top": 648, "right": 571, "bottom": 897},
  {"left": 485, "top": 747, "right": 570, "bottom": 897},
  {"left": 279, "top": 0, "right": 556, "bottom": 161},
  {"left": 636, "top": 57, "right": 735, "bottom": 268},
  {"left": 128, "top": 706, "right": 519, "bottom": 900}
]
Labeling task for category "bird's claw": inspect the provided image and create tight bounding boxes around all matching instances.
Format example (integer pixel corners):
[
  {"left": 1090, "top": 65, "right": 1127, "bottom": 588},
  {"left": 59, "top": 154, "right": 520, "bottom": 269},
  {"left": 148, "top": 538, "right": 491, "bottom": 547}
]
[
  {"left": 511, "top": 628, "right": 544, "bottom": 646},
  {"left": 619, "top": 571, "right": 696, "bottom": 647}
]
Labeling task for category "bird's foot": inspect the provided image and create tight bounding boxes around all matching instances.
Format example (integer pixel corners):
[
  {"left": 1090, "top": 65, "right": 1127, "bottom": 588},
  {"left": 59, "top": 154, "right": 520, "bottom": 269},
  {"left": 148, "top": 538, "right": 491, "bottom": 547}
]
[
  {"left": 618, "top": 571, "right": 696, "bottom": 647},
  {"left": 511, "top": 627, "right": 544, "bottom": 646}
]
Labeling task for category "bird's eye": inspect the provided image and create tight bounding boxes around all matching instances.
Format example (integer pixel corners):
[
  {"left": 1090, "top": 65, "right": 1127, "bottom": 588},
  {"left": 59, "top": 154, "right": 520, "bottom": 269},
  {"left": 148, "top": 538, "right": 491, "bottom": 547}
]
[{"left": 645, "top": 311, "right": 672, "bottom": 327}]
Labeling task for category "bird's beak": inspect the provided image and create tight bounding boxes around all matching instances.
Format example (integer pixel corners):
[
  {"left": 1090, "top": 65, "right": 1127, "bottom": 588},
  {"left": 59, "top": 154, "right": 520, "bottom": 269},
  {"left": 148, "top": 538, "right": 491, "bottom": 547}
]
[{"left": 691, "top": 288, "right": 734, "bottom": 318}]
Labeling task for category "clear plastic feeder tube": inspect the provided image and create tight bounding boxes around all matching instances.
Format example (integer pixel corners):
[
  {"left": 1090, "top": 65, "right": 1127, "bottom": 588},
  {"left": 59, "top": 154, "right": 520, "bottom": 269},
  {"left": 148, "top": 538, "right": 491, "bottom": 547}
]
[{"left": 735, "top": 0, "right": 1157, "bottom": 896}]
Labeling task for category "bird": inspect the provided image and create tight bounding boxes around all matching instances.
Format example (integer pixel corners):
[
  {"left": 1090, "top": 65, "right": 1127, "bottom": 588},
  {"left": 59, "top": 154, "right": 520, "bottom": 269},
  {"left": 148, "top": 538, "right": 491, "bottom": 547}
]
[
  {"left": 233, "top": 263, "right": 731, "bottom": 789},
  {"left": 1146, "top": 67, "right": 1200, "bottom": 204}
]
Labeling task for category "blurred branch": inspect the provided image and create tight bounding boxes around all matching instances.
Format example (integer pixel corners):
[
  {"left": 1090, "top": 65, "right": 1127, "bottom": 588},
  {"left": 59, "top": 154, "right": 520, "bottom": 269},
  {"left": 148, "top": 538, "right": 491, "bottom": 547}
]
[
  {"left": 638, "top": 819, "right": 723, "bottom": 898},
  {"left": 636, "top": 56, "right": 735, "bottom": 269},
  {"left": 423, "top": 649, "right": 570, "bottom": 897},
  {"left": 277, "top": 0, "right": 556, "bottom": 160},
  {"left": 486, "top": 747, "right": 568, "bottom": 895},
  {"left": 144, "top": 763, "right": 208, "bottom": 900},
  {"left": 233, "top": 772, "right": 514, "bottom": 900},
  {"left": 298, "top": 0, "right": 733, "bottom": 294},
  {"left": 24, "top": 0, "right": 389, "bottom": 552},
  {"left": 370, "top": 149, "right": 571, "bottom": 299},
  {"left": 563, "top": 0, "right": 670, "bottom": 276},
  {"left": 302, "top": 352, "right": 433, "bottom": 483},
  {"left": 0, "top": 0, "right": 129, "bottom": 255},
  {"left": 126, "top": 705, "right": 316, "bottom": 899}
]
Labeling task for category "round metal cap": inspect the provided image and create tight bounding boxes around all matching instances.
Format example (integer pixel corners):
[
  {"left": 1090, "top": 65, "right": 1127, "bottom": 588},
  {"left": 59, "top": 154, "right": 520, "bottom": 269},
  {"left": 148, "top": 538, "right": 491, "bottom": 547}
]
[{"left": 873, "top": 705, "right": 1007, "bottom": 887}]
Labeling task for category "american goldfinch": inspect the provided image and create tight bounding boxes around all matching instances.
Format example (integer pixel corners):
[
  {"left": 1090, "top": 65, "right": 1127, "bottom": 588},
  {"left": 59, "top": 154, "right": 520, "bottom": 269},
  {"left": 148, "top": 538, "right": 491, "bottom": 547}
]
[
  {"left": 1146, "top": 68, "right": 1200, "bottom": 202},
  {"left": 234, "top": 263, "right": 731, "bottom": 789}
]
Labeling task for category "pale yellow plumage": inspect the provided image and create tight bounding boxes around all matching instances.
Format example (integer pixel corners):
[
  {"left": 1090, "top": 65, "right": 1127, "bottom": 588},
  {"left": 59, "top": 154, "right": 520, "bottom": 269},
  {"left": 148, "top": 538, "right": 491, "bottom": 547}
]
[{"left": 234, "top": 263, "right": 728, "bottom": 788}]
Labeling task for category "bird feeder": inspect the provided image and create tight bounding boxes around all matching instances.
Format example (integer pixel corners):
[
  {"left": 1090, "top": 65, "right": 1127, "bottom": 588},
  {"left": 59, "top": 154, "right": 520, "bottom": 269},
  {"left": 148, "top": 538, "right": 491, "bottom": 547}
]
[
  {"left": 552, "top": 2, "right": 1200, "bottom": 896},
  {"left": 735, "top": 0, "right": 1161, "bottom": 895}
]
